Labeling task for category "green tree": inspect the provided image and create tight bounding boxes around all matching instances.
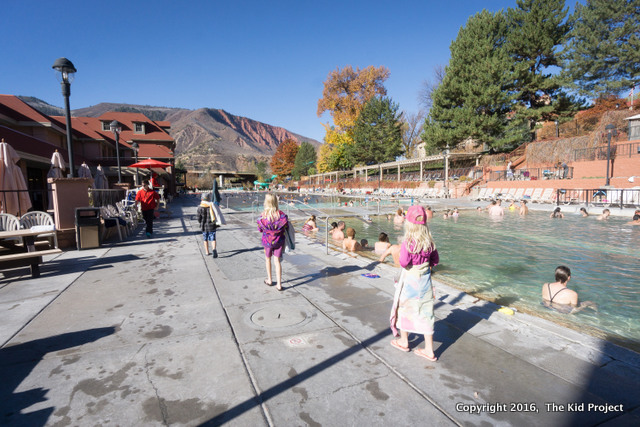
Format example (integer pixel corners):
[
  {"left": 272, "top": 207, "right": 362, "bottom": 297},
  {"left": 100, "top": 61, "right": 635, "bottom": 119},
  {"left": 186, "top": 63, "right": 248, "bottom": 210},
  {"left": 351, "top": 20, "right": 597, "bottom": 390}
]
[
  {"left": 348, "top": 97, "right": 404, "bottom": 165},
  {"left": 561, "top": 0, "right": 640, "bottom": 98},
  {"left": 506, "top": 0, "right": 581, "bottom": 129},
  {"left": 423, "top": 10, "right": 516, "bottom": 151},
  {"left": 292, "top": 142, "right": 317, "bottom": 179},
  {"left": 253, "top": 160, "right": 269, "bottom": 182}
]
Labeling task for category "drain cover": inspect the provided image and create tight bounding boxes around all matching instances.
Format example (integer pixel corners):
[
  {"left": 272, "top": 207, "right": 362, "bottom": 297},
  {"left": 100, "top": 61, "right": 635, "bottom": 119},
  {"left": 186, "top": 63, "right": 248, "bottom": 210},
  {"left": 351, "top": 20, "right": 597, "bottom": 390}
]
[{"left": 249, "top": 306, "right": 312, "bottom": 329}]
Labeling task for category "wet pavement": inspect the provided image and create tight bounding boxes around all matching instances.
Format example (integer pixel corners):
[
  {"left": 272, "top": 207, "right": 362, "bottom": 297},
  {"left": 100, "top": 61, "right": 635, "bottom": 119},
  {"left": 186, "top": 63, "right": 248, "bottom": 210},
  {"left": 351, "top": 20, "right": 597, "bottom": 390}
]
[{"left": 1, "top": 194, "right": 638, "bottom": 426}]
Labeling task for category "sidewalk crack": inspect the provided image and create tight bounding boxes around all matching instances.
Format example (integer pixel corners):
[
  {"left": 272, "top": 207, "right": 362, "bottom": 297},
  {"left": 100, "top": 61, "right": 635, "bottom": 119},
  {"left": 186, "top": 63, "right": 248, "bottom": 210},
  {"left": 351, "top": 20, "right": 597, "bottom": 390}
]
[{"left": 144, "top": 350, "right": 169, "bottom": 426}]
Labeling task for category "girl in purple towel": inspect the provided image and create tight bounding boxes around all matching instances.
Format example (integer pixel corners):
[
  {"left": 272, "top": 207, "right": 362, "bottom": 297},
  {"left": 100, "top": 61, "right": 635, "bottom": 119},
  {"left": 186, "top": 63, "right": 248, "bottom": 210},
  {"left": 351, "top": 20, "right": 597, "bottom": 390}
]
[{"left": 257, "top": 194, "right": 289, "bottom": 291}]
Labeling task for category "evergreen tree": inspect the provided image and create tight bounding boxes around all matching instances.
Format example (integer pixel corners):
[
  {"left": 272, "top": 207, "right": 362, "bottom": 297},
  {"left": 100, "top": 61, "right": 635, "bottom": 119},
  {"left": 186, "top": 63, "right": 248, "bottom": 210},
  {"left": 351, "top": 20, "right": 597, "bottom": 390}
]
[
  {"left": 506, "top": 0, "right": 581, "bottom": 129},
  {"left": 292, "top": 142, "right": 317, "bottom": 179},
  {"left": 422, "top": 10, "right": 516, "bottom": 151},
  {"left": 561, "top": 0, "right": 640, "bottom": 98},
  {"left": 348, "top": 97, "right": 404, "bottom": 165}
]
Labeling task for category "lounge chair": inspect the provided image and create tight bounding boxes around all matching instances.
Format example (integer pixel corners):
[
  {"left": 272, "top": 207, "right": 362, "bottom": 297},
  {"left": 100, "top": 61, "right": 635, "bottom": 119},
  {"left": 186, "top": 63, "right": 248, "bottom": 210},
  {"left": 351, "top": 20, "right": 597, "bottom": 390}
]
[{"left": 533, "top": 188, "right": 554, "bottom": 203}]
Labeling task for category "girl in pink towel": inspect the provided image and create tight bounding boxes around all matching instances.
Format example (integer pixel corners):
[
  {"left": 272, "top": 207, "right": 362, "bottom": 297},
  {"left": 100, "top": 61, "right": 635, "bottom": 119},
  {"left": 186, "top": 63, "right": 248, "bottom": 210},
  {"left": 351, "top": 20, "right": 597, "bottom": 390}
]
[{"left": 389, "top": 205, "right": 439, "bottom": 362}]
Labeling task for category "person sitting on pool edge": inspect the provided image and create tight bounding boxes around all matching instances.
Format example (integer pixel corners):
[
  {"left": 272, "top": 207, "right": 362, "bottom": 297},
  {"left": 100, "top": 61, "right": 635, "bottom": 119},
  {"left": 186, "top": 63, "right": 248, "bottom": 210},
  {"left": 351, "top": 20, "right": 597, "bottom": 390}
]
[
  {"left": 375, "top": 232, "right": 391, "bottom": 255},
  {"left": 342, "top": 227, "right": 362, "bottom": 252},
  {"left": 541, "top": 266, "right": 596, "bottom": 314},
  {"left": 331, "top": 221, "right": 345, "bottom": 240}
]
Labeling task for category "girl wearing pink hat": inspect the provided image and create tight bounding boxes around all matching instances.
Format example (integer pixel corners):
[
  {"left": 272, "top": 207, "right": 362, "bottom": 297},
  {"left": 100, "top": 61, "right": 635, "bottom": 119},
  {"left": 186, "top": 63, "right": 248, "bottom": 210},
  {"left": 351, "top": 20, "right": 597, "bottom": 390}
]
[{"left": 389, "top": 205, "right": 439, "bottom": 362}]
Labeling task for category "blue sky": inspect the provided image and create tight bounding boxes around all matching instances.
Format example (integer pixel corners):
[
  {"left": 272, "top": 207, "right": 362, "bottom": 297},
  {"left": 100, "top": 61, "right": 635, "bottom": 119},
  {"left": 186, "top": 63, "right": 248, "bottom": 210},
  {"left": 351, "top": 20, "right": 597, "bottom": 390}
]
[{"left": 5, "top": 0, "right": 523, "bottom": 142}]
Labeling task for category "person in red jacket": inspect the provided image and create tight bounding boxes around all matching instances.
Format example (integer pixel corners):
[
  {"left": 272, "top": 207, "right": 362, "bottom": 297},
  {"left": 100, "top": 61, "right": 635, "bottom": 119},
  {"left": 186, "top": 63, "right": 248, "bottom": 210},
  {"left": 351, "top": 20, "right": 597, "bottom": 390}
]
[{"left": 135, "top": 180, "right": 160, "bottom": 238}]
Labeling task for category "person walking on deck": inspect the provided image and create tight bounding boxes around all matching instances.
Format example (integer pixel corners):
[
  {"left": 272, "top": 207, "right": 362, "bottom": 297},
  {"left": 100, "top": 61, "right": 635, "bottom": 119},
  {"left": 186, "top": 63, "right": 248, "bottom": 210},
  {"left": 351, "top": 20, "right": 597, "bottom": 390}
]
[
  {"left": 197, "top": 192, "right": 218, "bottom": 257},
  {"left": 257, "top": 194, "right": 289, "bottom": 291},
  {"left": 135, "top": 179, "right": 160, "bottom": 238}
]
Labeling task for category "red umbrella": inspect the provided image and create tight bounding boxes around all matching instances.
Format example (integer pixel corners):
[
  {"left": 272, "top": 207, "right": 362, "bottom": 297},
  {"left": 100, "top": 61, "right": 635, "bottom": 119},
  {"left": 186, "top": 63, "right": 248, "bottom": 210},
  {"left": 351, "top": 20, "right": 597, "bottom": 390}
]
[{"left": 128, "top": 158, "right": 172, "bottom": 169}]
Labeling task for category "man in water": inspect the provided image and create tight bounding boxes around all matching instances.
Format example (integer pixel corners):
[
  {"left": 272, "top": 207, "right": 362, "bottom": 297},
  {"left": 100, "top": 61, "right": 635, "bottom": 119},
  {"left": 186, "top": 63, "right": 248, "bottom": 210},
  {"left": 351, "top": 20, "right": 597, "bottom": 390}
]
[{"left": 488, "top": 200, "right": 504, "bottom": 216}]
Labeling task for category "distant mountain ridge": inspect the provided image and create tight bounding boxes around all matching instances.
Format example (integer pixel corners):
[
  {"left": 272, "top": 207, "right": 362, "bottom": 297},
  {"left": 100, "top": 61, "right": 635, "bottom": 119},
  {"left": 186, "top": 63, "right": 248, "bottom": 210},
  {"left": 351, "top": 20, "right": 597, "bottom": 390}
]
[{"left": 19, "top": 97, "right": 321, "bottom": 171}]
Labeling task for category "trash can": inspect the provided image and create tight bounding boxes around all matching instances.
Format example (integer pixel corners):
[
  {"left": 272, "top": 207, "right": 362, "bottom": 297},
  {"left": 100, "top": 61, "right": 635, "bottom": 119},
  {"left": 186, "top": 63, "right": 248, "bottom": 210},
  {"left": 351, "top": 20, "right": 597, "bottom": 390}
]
[{"left": 75, "top": 207, "right": 101, "bottom": 250}]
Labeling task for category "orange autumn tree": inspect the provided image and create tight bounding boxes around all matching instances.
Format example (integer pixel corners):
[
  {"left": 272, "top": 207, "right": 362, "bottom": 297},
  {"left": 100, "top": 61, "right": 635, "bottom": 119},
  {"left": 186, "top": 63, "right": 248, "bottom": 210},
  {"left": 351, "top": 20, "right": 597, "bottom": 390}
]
[
  {"left": 317, "top": 65, "right": 390, "bottom": 171},
  {"left": 270, "top": 138, "right": 299, "bottom": 178}
]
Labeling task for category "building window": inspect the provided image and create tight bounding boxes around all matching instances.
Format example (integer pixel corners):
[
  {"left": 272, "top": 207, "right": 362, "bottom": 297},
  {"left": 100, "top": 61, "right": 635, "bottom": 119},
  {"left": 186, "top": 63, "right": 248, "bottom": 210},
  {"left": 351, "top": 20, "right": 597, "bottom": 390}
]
[
  {"left": 134, "top": 123, "right": 145, "bottom": 134},
  {"left": 102, "top": 121, "right": 111, "bottom": 131}
]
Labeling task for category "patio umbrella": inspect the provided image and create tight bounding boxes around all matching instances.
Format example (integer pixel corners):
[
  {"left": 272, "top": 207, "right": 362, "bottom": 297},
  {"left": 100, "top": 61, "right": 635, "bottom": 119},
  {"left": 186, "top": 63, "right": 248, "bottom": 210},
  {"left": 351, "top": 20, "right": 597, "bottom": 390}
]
[
  {"left": 93, "top": 165, "right": 108, "bottom": 189},
  {"left": 79, "top": 162, "right": 93, "bottom": 180},
  {"left": 47, "top": 150, "right": 65, "bottom": 209},
  {"left": 128, "top": 158, "right": 172, "bottom": 169},
  {"left": 0, "top": 139, "right": 32, "bottom": 216}
]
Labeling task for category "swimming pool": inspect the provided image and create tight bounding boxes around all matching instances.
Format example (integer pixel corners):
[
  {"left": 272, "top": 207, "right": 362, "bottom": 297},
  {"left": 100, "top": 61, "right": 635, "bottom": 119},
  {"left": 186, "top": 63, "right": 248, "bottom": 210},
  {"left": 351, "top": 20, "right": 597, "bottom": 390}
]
[{"left": 229, "top": 192, "right": 640, "bottom": 350}]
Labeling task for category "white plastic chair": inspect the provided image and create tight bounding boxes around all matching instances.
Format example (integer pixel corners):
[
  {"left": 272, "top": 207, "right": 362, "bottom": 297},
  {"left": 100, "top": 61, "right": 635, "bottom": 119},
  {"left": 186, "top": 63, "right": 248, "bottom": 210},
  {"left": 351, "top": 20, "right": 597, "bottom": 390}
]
[
  {"left": 0, "top": 213, "right": 20, "bottom": 231},
  {"left": 19, "top": 211, "right": 58, "bottom": 248}
]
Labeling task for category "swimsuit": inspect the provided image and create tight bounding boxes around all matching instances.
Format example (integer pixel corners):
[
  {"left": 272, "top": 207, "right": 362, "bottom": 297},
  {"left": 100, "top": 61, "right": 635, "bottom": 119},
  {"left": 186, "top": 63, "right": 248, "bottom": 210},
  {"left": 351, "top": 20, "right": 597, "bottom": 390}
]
[{"left": 546, "top": 283, "right": 569, "bottom": 303}]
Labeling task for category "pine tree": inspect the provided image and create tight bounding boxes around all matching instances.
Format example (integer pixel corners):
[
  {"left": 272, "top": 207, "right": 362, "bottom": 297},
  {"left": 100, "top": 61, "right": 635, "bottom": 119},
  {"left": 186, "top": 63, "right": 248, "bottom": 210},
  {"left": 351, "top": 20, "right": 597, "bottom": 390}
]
[
  {"left": 423, "top": 10, "right": 516, "bottom": 151},
  {"left": 561, "top": 0, "right": 640, "bottom": 98},
  {"left": 506, "top": 0, "right": 581, "bottom": 129},
  {"left": 292, "top": 142, "right": 317, "bottom": 179},
  {"left": 349, "top": 97, "right": 404, "bottom": 165}
]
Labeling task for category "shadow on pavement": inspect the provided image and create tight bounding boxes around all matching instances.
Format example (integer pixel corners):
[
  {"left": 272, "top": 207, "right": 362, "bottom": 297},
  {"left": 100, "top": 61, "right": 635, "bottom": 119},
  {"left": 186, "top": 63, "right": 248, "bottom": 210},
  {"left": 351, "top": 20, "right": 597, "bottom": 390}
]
[
  {"left": 199, "top": 329, "right": 389, "bottom": 426},
  {"left": 0, "top": 327, "right": 116, "bottom": 426}
]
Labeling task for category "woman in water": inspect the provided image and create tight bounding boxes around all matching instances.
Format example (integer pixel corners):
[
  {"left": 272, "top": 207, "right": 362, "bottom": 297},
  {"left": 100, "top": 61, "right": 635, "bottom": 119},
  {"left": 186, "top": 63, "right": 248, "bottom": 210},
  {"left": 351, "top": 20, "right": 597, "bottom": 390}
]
[
  {"left": 302, "top": 215, "right": 318, "bottom": 232},
  {"left": 579, "top": 207, "right": 589, "bottom": 217},
  {"left": 389, "top": 205, "right": 439, "bottom": 362},
  {"left": 550, "top": 207, "right": 564, "bottom": 218}
]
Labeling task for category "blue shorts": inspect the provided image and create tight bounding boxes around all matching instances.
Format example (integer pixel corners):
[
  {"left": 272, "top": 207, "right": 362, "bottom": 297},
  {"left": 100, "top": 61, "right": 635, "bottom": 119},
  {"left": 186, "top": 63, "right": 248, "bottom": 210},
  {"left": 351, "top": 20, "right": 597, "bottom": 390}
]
[{"left": 202, "top": 231, "right": 216, "bottom": 241}]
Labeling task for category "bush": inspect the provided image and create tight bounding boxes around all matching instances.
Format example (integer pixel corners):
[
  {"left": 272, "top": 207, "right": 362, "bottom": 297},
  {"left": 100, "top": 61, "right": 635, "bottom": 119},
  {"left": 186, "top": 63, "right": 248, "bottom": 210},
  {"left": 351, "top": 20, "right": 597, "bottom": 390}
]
[{"left": 428, "top": 180, "right": 436, "bottom": 188}]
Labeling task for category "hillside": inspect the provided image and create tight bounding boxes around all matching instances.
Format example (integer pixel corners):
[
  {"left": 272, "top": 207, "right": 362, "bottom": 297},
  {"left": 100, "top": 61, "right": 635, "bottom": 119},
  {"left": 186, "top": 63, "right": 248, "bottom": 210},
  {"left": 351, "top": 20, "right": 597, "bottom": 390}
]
[{"left": 19, "top": 98, "right": 322, "bottom": 171}]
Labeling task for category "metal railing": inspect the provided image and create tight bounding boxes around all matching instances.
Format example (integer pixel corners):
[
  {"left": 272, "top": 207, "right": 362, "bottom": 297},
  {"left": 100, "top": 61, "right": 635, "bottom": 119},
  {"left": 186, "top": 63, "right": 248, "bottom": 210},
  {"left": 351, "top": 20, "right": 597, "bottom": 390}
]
[
  {"left": 89, "top": 189, "right": 126, "bottom": 208},
  {"left": 555, "top": 188, "right": 640, "bottom": 209},
  {"left": 489, "top": 167, "right": 574, "bottom": 182},
  {"left": 573, "top": 141, "right": 640, "bottom": 162}
]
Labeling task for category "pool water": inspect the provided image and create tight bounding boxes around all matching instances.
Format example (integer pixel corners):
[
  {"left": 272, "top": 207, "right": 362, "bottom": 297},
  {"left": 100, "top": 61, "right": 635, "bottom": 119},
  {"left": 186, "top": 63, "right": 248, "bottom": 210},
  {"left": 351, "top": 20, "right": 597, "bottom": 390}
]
[{"left": 230, "top": 193, "right": 640, "bottom": 350}]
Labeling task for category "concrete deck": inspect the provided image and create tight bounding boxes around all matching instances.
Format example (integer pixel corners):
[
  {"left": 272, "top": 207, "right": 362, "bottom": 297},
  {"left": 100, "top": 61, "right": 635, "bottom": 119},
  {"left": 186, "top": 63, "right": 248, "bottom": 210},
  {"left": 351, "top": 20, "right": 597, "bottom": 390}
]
[{"left": 1, "top": 195, "right": 638, "bottom": 426}]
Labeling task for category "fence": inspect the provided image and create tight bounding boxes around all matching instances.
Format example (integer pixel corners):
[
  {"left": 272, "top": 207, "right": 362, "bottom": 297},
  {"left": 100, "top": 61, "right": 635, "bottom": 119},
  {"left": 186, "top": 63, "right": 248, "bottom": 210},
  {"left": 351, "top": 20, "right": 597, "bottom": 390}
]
[
  {"left": 89, "top": 189, "right": 127, "bottom": 208},
  {"left": 555, "top": 188, "right": 640, "bottom": 209},
  {"left": 489, "top": 166, "right": 574, "bottom": 182},
  {"left": 573, "top": 141, "right": 640, "bottom": 162}
]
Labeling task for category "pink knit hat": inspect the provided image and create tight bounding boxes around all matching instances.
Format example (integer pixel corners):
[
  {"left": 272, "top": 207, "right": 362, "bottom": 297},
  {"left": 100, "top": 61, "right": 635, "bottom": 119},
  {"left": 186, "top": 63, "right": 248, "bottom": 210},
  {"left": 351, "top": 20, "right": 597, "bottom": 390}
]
[{"left": 406, "top": 205, "right": 426, "bottom": 225}]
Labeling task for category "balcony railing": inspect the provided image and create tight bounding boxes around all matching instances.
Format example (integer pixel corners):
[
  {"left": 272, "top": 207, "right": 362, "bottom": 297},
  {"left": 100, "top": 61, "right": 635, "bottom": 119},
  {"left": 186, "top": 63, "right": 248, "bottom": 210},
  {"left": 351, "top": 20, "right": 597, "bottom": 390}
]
[
  {"left": 489, "top": 167, "right": 574, "bottom": 182},
  {"left": 573, "top": 141, "right": 640, "bottom": 162}
]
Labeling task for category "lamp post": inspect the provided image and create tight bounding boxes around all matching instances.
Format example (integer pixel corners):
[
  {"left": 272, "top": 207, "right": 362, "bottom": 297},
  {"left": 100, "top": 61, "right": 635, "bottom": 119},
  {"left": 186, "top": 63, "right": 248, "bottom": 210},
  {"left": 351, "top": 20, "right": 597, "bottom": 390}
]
[
  {"left": 110, "top": 120, "right": 122, "bottom": 183},
  {"left": 443, "top": 145, "right": 450, "bottom": 195},
  {"left": 605, "top": 124, "right": 616, "bottom": 186},
  {"left": 131, "top": 141, "right": 140, "bottom": 186},
  {"left": 52, "top": 57, "right": 77, "bottom": 177}
]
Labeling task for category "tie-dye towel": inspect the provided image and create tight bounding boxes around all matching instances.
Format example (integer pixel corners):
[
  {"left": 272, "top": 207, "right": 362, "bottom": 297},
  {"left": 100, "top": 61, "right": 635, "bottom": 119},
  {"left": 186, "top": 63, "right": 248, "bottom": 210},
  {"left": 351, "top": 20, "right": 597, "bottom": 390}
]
[{"left": 390, "top": 262, "right": 434, "bottom": 337}]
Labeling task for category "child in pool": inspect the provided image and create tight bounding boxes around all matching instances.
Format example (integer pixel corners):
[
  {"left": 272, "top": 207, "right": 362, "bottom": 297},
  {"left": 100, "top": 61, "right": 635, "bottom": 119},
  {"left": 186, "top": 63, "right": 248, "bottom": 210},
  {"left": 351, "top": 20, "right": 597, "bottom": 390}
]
[{"left": 342, "top": 227, "right": 362, "bottom": 252}]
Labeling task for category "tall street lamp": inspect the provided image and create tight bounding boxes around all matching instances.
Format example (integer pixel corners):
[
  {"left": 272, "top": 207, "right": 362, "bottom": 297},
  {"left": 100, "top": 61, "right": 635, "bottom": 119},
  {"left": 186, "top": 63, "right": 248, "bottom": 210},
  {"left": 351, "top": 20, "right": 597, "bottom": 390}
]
[
  {"left": 110, "top": 120, "right": 122, "bottom": 183},
  {"left": 52, "top": 57, "right": 77, "bottom": 177},
  {"left": 131, "top": 141, "right": 140, "bottom": 186},
  {"left": 605, "top": 124, "right": 616, "bottom": 186},
  {"left": 443, "top": 144, "right": 450, "bottom": 196}
]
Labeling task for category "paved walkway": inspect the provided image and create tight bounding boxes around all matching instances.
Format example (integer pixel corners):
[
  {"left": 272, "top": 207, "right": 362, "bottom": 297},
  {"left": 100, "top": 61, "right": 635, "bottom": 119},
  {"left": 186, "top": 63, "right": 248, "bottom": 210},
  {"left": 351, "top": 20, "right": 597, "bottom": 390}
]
[{"left": 1, "top": 195, "right": 638, "bottom": 426}]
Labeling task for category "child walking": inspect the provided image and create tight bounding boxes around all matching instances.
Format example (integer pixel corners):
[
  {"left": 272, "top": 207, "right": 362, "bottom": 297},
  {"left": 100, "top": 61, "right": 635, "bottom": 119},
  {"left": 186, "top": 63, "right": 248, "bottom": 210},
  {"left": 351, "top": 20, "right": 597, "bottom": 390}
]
[
  {"left": 389, "top": 205, "right": 440, "bottom": 362},
  {"left": 257, "top": 194, "right": 289, "bottom": 291},
  {"left": 197, "top": 193, "right": 218, "bottom": 257}
]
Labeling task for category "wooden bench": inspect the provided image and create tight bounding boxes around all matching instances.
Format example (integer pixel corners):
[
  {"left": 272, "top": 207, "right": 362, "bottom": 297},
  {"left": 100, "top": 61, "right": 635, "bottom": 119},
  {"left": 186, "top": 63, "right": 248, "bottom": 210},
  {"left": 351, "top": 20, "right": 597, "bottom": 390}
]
[{"left": 0, "top": 248, "right": 62, "bottom": 261}]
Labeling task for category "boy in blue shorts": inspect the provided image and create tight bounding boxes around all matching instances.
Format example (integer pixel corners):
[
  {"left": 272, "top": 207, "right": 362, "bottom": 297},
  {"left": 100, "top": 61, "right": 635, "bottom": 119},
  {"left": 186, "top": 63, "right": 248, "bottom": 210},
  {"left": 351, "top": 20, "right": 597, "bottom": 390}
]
[{"left": 197, "top": 193, "right": 218, "bottom": 257}]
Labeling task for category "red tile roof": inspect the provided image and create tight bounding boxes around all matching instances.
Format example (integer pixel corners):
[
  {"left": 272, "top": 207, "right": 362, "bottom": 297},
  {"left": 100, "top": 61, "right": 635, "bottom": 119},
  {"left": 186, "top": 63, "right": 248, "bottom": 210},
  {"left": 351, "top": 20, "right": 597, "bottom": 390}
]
[
  {"left": 96, "top": 112, "right": 174, "bottom": 144},
  {"left": 0, "top": 95, "right": 53, "bottom": 124}
]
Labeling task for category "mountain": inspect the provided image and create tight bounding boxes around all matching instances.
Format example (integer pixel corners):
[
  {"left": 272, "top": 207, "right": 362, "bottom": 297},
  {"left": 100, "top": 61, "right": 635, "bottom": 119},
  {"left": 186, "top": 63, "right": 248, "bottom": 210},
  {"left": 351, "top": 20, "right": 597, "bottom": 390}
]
[{"left": 19, "top": 98, "right": 322, "bottom": 171}]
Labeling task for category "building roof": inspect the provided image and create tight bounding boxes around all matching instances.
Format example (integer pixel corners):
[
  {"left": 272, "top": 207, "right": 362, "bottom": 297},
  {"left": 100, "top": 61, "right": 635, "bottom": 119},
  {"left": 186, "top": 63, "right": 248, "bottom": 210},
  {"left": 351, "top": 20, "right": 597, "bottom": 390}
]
[
  {"left": 624, "top": 114, "right": 640, "bottom": 121},
  {"left": 0, "top": 125, "right": 68, "bottom": 165},
  {"left": 0, "top": 95, "right": 53, "bottom": 124},
  {"left": 96, "top": 112, "right": 174, "bottom": 144}
]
